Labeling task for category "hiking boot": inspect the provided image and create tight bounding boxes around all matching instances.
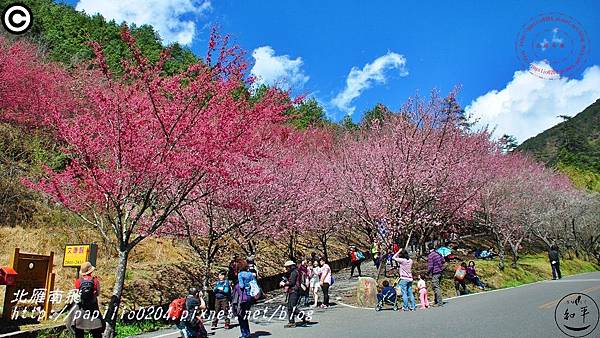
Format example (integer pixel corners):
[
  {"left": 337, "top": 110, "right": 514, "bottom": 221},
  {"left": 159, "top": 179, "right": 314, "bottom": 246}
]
[{"left": 285, "top": 322, "right": 297, "bottom": 328}]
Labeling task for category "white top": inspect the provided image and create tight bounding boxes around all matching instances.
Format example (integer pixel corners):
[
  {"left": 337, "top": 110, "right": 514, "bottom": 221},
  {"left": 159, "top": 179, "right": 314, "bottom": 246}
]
[{"left": 311, "top": 266, "right": 321, "bottom": 281}]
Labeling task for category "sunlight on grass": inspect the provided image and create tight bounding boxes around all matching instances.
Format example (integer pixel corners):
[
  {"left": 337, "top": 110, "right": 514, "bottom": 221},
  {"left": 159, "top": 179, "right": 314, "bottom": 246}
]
[{"left": 474, "top": 254, "right": 600, "bottom": 290}]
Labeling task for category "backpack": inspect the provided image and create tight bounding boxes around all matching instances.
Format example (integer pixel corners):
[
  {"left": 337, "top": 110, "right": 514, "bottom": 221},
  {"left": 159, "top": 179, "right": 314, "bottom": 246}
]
[
  {"left": 78, "top": 277, "right": 96, "bottom": 306},
  {"left": 454, "top": 268, "right": 466, "bottom": 281},
  {"left": 356, "top": 251, "right": 365, "bottom": 261},
  {"left": 248, "top": 279, "right": 263, "bottom": 300},
  {"left": 167, "top": 298, "right": 186, "bottom": 321}
]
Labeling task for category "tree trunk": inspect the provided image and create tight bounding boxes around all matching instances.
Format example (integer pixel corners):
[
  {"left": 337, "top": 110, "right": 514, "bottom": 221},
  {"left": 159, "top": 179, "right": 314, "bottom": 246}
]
[
  {"left": 287, "top": 232, "right": 296, "bottom": 260},
  {"left": 375, "top": 254, "right": 387, "bottom": 282},
  {"left": 497, "top": 240, "right": 505, "bottom": 271},
  {"left": 571, "top": 218, "right": 580, "bottom": 258},
  {"left": 319, "top": 235, "right": 329, "bottom": 263},
  {"left": 203, "top": 246, "right": 213, "bottom": 292},
  {"left": 404, "top": 230, "right": 413, "bottom": 250},
  {"left": 102, "top": 249, "right": 130, "bottom": 338},
  {"left": 509, "top": 237, "right": 523, "bottom": 268},
  {"left": 248, "top": 240, "right": 257, "bottom": 256},
  {"left": 510, "top": 244, "right": 519, "bottom": 268}
]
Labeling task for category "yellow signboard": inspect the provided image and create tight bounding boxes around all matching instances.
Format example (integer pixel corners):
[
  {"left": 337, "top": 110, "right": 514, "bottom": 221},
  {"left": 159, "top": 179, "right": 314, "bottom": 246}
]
[{"left": 63, "top": 244, "right": 90, "bottom": 267}]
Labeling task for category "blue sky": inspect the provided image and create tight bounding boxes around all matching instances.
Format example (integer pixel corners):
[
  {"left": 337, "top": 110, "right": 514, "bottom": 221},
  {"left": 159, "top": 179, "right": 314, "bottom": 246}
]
[{"left": 64, "top": 0, "right": 600, "bottom": 143}]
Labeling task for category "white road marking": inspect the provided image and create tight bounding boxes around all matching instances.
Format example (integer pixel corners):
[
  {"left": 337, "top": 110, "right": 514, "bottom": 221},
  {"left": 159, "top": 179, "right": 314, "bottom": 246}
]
[
  {"left": 139, "top": 331, "right": 179, "bottom": 338},
  {"left": 542, "top": 278, "right": 600, "bottom": 283},
  {"left": 334, "top": 273, "right": 600, "bottom": 310}
]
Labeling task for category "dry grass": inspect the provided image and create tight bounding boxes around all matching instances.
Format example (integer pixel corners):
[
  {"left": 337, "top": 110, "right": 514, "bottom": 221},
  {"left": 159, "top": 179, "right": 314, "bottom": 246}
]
[{"left": 0, "top": 223, "right": 354, "bottom": 313}]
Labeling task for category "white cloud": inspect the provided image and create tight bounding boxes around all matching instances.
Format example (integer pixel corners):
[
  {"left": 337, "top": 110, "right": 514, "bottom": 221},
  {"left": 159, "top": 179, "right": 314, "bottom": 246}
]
[
  {"left": 331, "top": 52, "right": 408, "bottom": 116},
  {"left": 75, "top": 0, "right": 212, "bottom": 45},
  {"left": 250, "top": 46, "right": 309, "bottom": 90},
  {"left": 465, "top": 62, "right": 600, "bottom": 143}
]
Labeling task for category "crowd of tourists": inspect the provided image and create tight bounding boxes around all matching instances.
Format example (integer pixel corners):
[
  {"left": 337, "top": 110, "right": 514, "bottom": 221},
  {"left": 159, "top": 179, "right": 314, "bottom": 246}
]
[
  {"left": 67, "top": 241, "right": 562, "bottom": 338},
  {"left": 168, "top": 253, "right": 334, "bottom": 338}
]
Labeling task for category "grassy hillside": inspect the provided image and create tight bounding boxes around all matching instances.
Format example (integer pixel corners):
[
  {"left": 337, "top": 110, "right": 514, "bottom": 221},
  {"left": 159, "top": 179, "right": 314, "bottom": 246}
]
[{"left": 518, "top": 98, "right": 600, "bottom": 191}]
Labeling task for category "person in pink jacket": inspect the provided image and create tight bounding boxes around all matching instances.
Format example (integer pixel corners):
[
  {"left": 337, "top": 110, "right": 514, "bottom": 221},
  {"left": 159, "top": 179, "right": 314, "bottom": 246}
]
[
  {"left": 319, "top": 257, "right": 332, "bottom": 308},
  {"left": 392, "top": 248, "right": 416, "bottom": 311},
  {"left": 416, "top": 274, "right": 430, "bottom": 309}
]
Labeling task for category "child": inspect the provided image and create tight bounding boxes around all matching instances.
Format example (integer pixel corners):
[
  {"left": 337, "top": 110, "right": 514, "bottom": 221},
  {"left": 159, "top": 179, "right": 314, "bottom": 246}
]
[
  {"left": 377, "top": 280, "right": 397, "bottom": 304},
  {"left": 309, "top": 260, "right": 321, "bottom": 307},
  {"left": 211, "top": 270, "right": 231, "bottom": 330},
  {"left": 454, "top": 262, "right": 468, "bottom": 296},
  {"left": 417, "top": 274, "right": 429, "bottom": 309}
]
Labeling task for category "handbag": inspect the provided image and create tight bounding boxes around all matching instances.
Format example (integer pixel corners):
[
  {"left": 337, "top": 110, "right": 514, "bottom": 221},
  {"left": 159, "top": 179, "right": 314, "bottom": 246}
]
[
  {"left": 454, "top": 268, "right": 466, "bottom": 281},
  {"left": 248, "top": 279, "right": 263, "bottom": 299}
]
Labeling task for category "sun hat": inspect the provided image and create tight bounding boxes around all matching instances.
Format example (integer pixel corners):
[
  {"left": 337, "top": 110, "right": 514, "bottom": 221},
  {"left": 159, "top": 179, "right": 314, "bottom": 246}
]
[
  {"left": 80, "top": 262, "right": 95, "bottom": 275},
  {"left": 284, "top": 260, "right": 296, "bottom": 267}
]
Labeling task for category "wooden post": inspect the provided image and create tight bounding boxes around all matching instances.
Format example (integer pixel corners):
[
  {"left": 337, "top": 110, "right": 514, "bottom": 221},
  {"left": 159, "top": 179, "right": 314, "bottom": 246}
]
[
  {"left": 43, "top": 273, "right": 55, "bottom": 321},
  {"left": 42, "top": 251, "right": 54, "bottom": 321},
  {"left": 1, "top": 248, "right": 19, "bottom": 320}
]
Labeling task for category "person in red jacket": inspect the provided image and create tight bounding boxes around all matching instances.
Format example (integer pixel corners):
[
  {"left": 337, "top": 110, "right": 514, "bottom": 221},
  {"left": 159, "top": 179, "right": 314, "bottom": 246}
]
[
  {"left": 72, "top": 262, "right": 104, "bottom": 338},
  {"left": 348, "top": 246, "right": 363, "bottom": 278}
]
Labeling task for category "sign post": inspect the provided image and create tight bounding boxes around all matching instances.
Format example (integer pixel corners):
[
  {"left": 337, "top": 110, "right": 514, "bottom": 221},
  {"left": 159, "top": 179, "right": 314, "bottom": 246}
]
[{"left": 63, "top": 243, "right": 98, "bottom": 278}]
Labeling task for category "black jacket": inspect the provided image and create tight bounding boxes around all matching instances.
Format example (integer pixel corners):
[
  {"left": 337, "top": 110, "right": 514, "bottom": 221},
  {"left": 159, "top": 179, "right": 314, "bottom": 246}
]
[
  {"left": 285, "top": 267, "right": 300, "bottom": 294},
  {"left": 548, "top": 249, "right": 560, "bottom": 264},
  {"left": 184, "top": 295, "right": 201, "bottom": 322}
]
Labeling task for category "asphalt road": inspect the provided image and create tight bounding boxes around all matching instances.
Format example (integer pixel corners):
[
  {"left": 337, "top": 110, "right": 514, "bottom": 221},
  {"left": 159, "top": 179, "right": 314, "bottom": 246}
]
[{"left": 133, "top": 272, "right": 600, "bottom": 338}]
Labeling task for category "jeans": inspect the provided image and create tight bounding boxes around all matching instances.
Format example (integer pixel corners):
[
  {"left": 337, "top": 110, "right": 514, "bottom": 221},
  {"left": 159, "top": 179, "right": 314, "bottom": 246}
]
[
  {"left": 467, "top": 275, "right": 485, "bottom": 288},
  {"left": 350, "top": 261, "right": 362, "bottom": 277},
  {"left": 399, "top": 279, "right": 416, "bottom": 310},
  {"left": 287, "top": 291, "right": 301, "bottom": 323},
  {"left": 432, "top": 273, "right": 443, "bottom": 305},
  {"left": 237, "top": 301, "right": 251, "bottom": 338},
  {"left": 176, "top": 322, "right": 189, "bottom": 338},
  {"left": 551, "top": 262, "right": 562, "bottom": 279},
  {"left": 321, "top": 283, "right": 330, "bottom": 306}
]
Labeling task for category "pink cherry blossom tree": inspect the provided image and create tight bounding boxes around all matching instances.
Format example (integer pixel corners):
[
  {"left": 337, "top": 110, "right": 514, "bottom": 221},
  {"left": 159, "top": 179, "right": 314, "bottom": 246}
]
[
  {"left": 331, "top": 90, "right": 497, "bottom": 259},
  {"left": 1, "top": 30, "right": 293, "bottom": 337}
]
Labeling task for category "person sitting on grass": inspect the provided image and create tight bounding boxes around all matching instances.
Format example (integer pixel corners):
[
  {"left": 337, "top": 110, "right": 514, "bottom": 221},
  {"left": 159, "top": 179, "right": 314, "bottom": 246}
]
[
  {"left": 480, "top": 247, "right": 497, "bottom": 260},
  {"left": 466, "top": 261, "right": 486, "bottom": 290},
  {"left": 454, "top": 262, "right": 468, "bottom": 296},
  {"left": 377, "top": 280, "right": 397, "bottom": 304}
]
